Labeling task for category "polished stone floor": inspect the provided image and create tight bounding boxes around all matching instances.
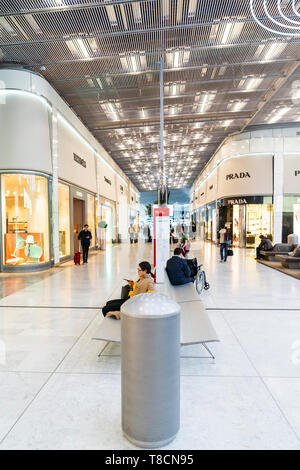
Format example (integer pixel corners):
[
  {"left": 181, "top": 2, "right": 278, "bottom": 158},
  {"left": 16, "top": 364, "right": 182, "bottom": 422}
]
[{"left": 0, "top": 241, "right": 299, "bottom": 450}]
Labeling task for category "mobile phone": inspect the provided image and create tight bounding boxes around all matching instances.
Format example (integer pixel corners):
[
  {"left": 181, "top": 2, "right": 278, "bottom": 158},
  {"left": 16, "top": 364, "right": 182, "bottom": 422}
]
[{"left": 123, "top": 278, "right": 132, "bottom": 282}]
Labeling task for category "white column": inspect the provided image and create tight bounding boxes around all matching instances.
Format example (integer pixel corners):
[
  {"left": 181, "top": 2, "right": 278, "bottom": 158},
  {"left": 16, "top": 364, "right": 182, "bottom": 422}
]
[
  {"left": 51, "top": 109, "right": 60, "bottom": 264},
  {"left": 95, "top": 156, "right": 101, "bottom": 248},
  {"left": 273, "top": 145, "right": 284, "bottom": 243}
]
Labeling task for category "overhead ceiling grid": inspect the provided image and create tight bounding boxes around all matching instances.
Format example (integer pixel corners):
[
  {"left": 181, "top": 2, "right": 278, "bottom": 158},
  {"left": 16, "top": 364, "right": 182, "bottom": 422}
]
[{"left": 1, "top": 0, "right": 300, "bottom": 190}]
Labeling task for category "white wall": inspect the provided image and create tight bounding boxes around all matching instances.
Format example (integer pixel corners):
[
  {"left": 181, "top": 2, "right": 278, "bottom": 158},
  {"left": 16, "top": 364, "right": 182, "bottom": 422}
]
[
  {"left": 217, "top": 155, "right": 273, "bottom": 199},
  {"left": 0, "top": 93, "right": 52, "bottom": 174},
  {"left": 0, "top": 68, "right": 139, "bottom": 200},
  {"left": 192, "top": 128, "right": 300, "bottom": 208},
  {"left": 97, "top": 159, "right": 117, "bottom": 200},
  {"left": 284, "top": 154, "right": 300, "bottom": 194},
  {"left": 58, "top": 118, "right": 97, "bottom": 193}
]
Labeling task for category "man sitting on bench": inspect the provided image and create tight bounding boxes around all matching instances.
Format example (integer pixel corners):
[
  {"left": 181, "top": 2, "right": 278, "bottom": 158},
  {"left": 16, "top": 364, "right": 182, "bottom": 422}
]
[
  {"left": 256, "top": 234, "right": 273, "bottom": 260},
  {"left": 166, "top": 248, "right": 194, "bottom": 286}
]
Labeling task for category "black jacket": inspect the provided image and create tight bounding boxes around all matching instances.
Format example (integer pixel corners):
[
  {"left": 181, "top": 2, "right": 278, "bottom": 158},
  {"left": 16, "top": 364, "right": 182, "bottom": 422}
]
[
  {"left": 166, "top": 256, "right": 193, "bottom": 286},
  {"left": 78, "top": 230, "right": 92, "bottom": 246}
]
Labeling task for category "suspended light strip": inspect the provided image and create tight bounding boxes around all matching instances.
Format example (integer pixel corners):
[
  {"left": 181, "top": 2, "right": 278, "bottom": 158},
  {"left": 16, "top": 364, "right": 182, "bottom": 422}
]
[
  {"left": 221, "top": 22, "right": 232, "bottom": 44},
  {"left": 269, "top": 107, "right": 291, "bottom": 123},
  {"left": 77, "top": 39, "right": 90, "bottom": 59}
]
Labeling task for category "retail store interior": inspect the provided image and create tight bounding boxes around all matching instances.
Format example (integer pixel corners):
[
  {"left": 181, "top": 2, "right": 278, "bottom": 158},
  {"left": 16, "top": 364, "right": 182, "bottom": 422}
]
[{"left": 0, "top": 0, "right": 300, "bottom": 452}]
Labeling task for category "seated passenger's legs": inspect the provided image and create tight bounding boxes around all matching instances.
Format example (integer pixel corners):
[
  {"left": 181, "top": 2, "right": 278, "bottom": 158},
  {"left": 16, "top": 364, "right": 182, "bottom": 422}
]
[{"left": 102, "top": 298, "right": 128, "bottom": 317}]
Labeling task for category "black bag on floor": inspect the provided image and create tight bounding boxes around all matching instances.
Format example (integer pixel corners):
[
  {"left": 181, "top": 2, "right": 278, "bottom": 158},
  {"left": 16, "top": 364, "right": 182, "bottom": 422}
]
[{"left": 227, "top": 249, "right": 234, "bottom": 256}]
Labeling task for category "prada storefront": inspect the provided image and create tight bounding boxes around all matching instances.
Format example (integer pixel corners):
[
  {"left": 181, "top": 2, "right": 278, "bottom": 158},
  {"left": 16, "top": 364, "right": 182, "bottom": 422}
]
[
  {"left": 218, "top": 196, "right": 273, "bottom": 248},
  {"left": 216, "top": 155, "right": 274, "bottom": 248}
]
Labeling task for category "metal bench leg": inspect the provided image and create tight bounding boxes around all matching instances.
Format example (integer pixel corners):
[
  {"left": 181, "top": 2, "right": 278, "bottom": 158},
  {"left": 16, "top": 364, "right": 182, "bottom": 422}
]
[
  {"left": 202, "top": 343, "right": 215, "bottom": 360},
  {"left": 98, "top": 342, "right": 109, "bottom": 359}
]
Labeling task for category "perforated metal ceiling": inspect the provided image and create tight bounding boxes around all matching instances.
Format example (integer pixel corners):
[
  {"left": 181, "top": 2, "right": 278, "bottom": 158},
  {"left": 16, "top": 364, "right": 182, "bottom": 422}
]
[{"left": 1, "top": 0, "right": 300, "bottom": 190}]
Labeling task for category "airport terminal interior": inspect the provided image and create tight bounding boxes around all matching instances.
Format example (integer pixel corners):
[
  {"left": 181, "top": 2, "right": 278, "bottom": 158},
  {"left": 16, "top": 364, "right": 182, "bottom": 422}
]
[{"left": 0, "top": 0, "right": 300, "bottom": 451}]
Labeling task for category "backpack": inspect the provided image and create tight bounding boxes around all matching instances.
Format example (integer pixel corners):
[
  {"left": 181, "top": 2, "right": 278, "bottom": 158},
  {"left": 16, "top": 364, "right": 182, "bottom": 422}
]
[{"left": 224, "top": 232, "right": 230, "bottom": 242}]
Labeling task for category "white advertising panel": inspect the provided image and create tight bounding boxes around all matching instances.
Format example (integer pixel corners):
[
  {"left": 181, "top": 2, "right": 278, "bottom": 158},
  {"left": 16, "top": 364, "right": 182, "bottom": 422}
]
[
  {"left": 217, "top": 155, "right": 273, "bottom": 199},
  {"left": 0, "top": 94, "right": 52, "bottom": 174},
  {"left": 206, "top": 171, "right": 218, "bottom": 204},
  {"left": 58, "top": 119, "right": 97, "bottom": 192},
  {"left": 284, "top": 155, "right": 300, "bottom": 194},
  {"left": 198, "top": 183, "right": 207, "bottom": 207}
]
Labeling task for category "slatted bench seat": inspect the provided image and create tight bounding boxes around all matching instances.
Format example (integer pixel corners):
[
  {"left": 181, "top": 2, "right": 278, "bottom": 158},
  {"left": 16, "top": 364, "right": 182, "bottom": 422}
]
[{"left": 93, "top": 270, "right": 219, "bottom": 359}]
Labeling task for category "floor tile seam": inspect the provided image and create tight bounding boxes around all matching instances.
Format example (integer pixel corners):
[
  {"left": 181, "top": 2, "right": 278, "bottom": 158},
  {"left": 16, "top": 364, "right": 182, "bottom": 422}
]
[
  {"left": 0, "top": 309, "right": 100, "bottom": 447},
  {"left": 260, "top": 376, "right": 300, "bottom": 445},
  {"left": 220, "top": 310, "right": 300, "bottom": 444}
]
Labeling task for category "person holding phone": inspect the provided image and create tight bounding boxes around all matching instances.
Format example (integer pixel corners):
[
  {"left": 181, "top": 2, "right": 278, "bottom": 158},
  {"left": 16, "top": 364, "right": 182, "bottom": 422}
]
[{"left": 102, "top": 261, "right": 155, "bottom": 319}]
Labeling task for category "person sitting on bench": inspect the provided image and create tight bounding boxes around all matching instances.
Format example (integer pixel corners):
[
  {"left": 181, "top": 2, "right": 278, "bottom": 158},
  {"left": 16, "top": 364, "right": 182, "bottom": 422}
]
[
  {"left": 166, "top": 248, "right": 194, "bottom": 286},
  {"left": 102, "top": 261, "right": 155, "bottom": 319},
  {"left": 256, "top": 235, "right": 273, "bottom": 260}
]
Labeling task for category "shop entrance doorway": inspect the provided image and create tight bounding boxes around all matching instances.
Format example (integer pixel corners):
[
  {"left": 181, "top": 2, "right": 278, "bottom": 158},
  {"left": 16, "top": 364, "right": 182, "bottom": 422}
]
[{"left": 73, "top": 198, "right": 85, "bottom": 252}]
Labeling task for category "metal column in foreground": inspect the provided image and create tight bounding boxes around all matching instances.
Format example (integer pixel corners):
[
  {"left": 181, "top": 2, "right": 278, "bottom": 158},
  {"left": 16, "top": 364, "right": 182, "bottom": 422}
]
[{"left": 121, "top": 293, "right": 180, "bottom": 448}]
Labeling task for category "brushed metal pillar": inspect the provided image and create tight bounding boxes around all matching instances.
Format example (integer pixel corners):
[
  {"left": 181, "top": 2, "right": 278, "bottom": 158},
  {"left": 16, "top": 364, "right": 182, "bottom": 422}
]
[{"left": 121, "top": 293, "right": 180, "bottom": 448}]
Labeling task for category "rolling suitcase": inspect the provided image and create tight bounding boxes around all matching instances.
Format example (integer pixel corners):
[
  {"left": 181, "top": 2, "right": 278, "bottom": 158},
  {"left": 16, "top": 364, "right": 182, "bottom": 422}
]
[{"left": 74, "top": 251, "right": 81, "bottom": 265}]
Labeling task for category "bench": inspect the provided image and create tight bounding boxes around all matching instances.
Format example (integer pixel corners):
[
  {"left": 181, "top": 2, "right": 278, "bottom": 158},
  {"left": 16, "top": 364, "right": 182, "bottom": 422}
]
[
  {"left": 260, "top": 243, "right": 295, "bottom": 262},
  {"left": 276, "top": 255, "right": 300, "bottom": 269},
  {"left": 93, "top": 271, "right": 219, "bottom": 360}
]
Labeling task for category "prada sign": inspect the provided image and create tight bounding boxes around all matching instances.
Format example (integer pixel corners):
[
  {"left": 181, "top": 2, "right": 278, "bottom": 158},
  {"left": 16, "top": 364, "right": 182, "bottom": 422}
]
[
  {"left": 284, "top": 155, "right": 300, "bottom": 194},
  {"left": 226, "top": 172, "right": 250, "bottom": 181},
  {"left": 219, "top": 196, "right": 265, "bottom": 206},
  {"left": 218, "top": 155, "right": 273, "bottom": 199}
]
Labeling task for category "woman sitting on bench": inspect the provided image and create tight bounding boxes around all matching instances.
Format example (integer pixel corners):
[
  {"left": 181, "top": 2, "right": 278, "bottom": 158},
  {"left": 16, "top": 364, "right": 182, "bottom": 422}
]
[{"left": 102, "top": 261, "right": 155, "bottom": 319}]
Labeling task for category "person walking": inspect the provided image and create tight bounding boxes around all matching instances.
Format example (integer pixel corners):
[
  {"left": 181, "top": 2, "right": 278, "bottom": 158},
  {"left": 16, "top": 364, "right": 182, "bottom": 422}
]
[
  {"left": 128, "top": 224, "right": 135, "bottom": 244},
  {"left": 78, "top": 224, "right": 92, "bottom": 264},
  {"left": 219, "top": 225, "right": 230, "bottom": 262},
  {"left": 179, "top": 227, "right": 190, "bottom": 257}
]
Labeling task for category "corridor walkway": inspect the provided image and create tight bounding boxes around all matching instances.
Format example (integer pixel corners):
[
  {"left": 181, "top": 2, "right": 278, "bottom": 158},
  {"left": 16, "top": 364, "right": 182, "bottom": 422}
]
[{"left": 0, "top": 241, "right": 299, "bottom": 450}]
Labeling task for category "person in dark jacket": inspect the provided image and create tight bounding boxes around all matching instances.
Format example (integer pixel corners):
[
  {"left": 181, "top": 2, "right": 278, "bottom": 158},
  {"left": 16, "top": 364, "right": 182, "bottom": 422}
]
[
  {"left": 166, "top": 248, "right": 194, "bottom": 286},
  {"left": 78, "top": 224, "right": 92, "bottom": 264},
  {"left": 256, "top": 235, "right": 273, "bottom": 260}
]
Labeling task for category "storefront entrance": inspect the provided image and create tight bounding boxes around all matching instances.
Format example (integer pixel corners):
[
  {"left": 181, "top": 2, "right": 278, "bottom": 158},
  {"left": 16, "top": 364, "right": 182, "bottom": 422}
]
[
  {"left": 218, "top": 197, "right": 273, "bottom": 248},
  {"left": 73, "top": 198, "right": 85, "bottom": 252}
]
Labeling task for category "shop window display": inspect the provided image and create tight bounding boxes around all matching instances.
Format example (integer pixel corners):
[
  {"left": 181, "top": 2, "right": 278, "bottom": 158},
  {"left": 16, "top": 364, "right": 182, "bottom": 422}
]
[
  {"left": 246, "top": 204, "right": 273, "bottom": 248},
  {"left": 1, "top": 174, "right": 49, "bottom": 266},
  {"left": 282, "top": 196, "right": 300, "bottom": 242},
  {"left": 58, "top": 182, "right": 70, "bottom": 257}
]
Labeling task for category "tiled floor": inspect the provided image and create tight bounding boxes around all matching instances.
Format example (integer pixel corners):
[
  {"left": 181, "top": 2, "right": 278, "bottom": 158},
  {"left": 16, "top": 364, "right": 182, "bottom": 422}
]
[{"left": 0, "top": 241, "right": 299, "bottom": 450}]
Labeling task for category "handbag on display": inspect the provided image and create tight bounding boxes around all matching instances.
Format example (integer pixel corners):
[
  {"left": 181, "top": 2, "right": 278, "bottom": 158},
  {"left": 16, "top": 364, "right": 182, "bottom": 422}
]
[{"left": 227, "top": 249, "right": 234, "bottom": 256}]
